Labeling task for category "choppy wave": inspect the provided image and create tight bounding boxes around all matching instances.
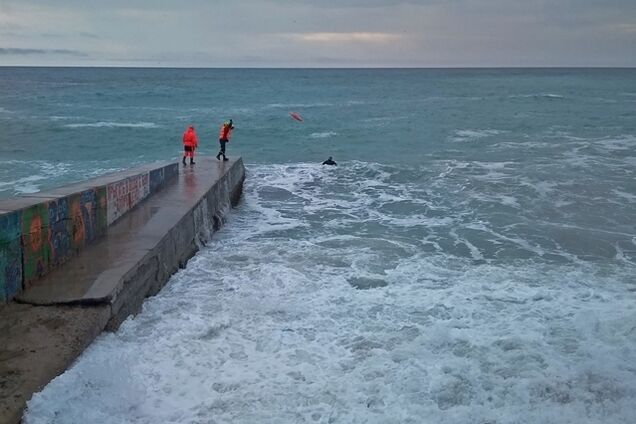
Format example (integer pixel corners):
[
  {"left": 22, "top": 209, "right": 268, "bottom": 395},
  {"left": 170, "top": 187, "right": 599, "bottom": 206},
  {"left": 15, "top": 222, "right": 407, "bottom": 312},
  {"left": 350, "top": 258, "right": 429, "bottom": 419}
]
[
  {"left": 49, "top": 115, "right": 84, "bottom": 121},
  {"left": 0, "top": 161, "right": 72, "bottom": 195},
  {"left": 24, "top": 162, "right": 636, "bottom": 423},
  {"left": 264, "top": 102, "right": 333, "bottom": 109},
  {"left": 310, "top": 131, "right": 337, "bottom": 139},
  {"left": 0, "top": 174, "right": 48, "bottom": 194},
  {"left": 0, "top": 161, "right": 122, "bottom": 196},
  {"left": 509, "top": 93, "right": 565, "bottom": 99},
  {"left": 63, "top": 122, "right": 160, "bottom": 129},
  {"left": 451, "top": 129, "right": 504, "bottom": 142}
]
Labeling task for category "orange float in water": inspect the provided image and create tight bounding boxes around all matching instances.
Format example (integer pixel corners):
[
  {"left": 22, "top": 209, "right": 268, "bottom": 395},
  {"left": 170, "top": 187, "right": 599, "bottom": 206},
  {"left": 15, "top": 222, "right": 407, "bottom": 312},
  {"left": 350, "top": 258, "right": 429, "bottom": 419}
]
[{"left": 289, "top": 112, "right": 303, "bottom": 122}]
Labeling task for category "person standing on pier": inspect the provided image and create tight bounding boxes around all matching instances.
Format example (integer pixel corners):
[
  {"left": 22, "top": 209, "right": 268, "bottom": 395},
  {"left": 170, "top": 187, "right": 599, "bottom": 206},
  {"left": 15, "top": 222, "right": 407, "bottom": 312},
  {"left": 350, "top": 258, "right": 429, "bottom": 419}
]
[
  {"left": 182, "top": 125, "right": 199, "bottom": 165},
  {"left": 217, "top": 119, "right": 234, "bottom": 161}
]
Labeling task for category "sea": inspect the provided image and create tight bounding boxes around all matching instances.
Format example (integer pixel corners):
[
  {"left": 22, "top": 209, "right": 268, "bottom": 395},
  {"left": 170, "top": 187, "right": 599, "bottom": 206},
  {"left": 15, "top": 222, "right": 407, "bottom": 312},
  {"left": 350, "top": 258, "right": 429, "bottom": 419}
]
[{"left": 1, "top": 68, "right": 635, "bottom": 423}]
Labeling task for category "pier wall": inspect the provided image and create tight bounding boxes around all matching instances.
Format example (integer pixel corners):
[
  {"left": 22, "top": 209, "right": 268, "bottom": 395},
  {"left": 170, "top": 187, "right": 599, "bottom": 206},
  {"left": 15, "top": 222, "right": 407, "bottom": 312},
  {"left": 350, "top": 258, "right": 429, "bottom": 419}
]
[
  {"left": 0, "top": 162, "right": 178, "bottom": 302},
  {"left": 0, "top": 157, "right": 245, "bottom": 424}
]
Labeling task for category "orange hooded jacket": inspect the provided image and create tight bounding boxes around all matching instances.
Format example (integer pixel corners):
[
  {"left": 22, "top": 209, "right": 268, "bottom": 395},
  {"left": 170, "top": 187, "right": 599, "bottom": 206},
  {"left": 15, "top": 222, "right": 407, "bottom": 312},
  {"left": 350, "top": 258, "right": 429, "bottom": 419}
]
[
  {"left": 218, "top": 123, "right": 233, "bottom": 141},
  {"left": 182, "top": 126, "right": 198, "bottom": 148}
]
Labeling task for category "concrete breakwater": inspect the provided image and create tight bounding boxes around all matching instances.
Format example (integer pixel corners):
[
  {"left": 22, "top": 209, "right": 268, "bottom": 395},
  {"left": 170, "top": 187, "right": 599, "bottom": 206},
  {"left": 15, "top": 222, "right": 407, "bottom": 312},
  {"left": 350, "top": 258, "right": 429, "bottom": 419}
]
[
  {"left": 0, "top": 157, "right": 245, "bottom": 423},
  {"left": 0, "top": 161, "right": 180, "bottom": 303}
]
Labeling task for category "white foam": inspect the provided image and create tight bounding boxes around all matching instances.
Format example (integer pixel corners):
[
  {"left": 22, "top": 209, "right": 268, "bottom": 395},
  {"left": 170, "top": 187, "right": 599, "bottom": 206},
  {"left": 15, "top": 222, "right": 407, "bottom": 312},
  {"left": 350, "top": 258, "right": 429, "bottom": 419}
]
[
  {"left": 63, "top": 122, "right": 160, "bottom": 129},
  {"left": 0, "top": 162, "right": 73, "bottom": 195},
  {"left": 49, "top": 115, "right": 83, "bottom": 121},
  {"left": 23, "top": 163, "right": 636, "bottom": 424},
  {"left": 451, "top": 129, "right": 505, "bottom": 142},
  {"left": 0, "top": 174, "right": 47, "bottom": 188},
  {"left": 264, "top": 102, "right": 332, "bottom": 109},
  {"left": 310, "top": 131, "right": 337, "bottom": 139},
  {"left": 509, "top": 93, "right": 565, "bottom": 99},
  {"left": 0, "top": 161, "right": 122, "bottom": 197},
  {"left": 598, "top": 135, "right": 636, "bottom": 151},
  {"left": 612, "top": 189, "right": 636, "bottom": 203}
]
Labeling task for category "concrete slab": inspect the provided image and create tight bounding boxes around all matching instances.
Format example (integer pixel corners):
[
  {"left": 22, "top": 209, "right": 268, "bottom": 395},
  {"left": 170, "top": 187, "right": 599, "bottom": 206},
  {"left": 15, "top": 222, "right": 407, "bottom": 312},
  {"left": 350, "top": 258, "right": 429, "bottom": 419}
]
[{"left": 17, "top": 157, "right": 239, "bottom": 306}]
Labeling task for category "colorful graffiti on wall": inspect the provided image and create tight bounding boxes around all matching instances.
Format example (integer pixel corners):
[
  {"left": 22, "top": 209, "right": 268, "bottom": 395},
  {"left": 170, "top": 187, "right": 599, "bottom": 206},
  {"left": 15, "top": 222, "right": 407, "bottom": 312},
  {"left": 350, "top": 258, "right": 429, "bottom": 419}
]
[
  {"left": 0, "top": 211, "right": 22, "bottom": 302},
  {"left": 128, "top": 173, "right": 150, "bottom": 207},
  {"left": 12, "top": 187, "right": 112, "bottom": 290},
  {"left": 21, "top": 203, "right": 51, "bottom": 287},
  {"left": 107, "top": 179, "right": 129, "bottom": 225},
  {"left": 107, "top": 172, "right": 150, "bottom": 225},
  {"left": 48, "top": 197, "right": 72, "bottom": 267},
  {"left": 2, "top": 164, "right": 176, "bottom": 301},
  {"left": 95, "top": 187, "right": 107, "bottom": 236}
]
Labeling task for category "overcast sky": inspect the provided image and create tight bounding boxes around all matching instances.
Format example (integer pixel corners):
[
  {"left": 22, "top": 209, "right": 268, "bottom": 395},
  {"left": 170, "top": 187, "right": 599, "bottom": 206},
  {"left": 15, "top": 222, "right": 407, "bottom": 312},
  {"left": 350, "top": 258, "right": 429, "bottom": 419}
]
[{"left": 1, "top": 0, "right": 635, "bottom": 67}]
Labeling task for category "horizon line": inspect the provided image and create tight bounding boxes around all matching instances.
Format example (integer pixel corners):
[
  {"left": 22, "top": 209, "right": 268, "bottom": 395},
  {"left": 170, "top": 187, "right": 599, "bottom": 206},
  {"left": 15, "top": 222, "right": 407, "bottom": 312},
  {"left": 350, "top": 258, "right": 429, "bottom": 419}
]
[{"left": 1, "top": 65, "right": 635, "bottom": 70}]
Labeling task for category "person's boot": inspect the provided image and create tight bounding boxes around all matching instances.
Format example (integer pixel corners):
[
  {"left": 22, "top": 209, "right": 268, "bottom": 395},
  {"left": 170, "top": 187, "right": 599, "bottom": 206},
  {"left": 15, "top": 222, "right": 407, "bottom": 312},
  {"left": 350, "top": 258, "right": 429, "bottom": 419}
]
[
  {"left": 223, "top": 155, "right": 229, "bottom": 161},
  {"left": 182, "top": 157, "right": 186, "bottom": 166},
  {"left": 190, "top": 158, "right": 195, "bottom": 165},
  {"left": 216, "top": 152, "right": 221, "bottom": 160}
]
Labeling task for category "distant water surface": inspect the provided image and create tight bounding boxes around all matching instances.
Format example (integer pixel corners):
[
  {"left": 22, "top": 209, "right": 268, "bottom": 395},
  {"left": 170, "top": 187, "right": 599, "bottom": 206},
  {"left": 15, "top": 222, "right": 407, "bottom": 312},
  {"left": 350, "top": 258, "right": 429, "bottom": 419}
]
[{"left": 4, "top": 68, "right": 634, "bottom": 423}]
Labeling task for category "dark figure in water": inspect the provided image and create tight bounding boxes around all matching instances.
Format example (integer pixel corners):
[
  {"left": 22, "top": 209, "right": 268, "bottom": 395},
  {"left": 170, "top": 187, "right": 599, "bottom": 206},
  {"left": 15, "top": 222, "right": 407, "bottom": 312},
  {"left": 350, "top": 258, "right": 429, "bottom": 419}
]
[{"left": 322, "top": 156, "right": 337, "bottom": 166}]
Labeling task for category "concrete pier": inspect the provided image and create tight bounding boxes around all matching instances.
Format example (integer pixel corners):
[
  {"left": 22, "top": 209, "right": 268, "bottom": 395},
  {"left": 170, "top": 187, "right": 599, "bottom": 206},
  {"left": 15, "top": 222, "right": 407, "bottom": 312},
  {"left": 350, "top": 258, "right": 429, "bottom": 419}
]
[{"left": 0, "top": 157, "right": 245, "bottom": 424}]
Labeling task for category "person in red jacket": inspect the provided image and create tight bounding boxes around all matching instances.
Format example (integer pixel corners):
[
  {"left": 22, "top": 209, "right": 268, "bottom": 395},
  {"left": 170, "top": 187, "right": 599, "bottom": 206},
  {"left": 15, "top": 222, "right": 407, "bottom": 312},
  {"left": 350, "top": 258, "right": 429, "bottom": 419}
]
[
  {"left": 216, "top": 119, "right": 234, "bottom": 161},
  {"left": 182, "top": 125, "right": 198, "bottom": 165}
]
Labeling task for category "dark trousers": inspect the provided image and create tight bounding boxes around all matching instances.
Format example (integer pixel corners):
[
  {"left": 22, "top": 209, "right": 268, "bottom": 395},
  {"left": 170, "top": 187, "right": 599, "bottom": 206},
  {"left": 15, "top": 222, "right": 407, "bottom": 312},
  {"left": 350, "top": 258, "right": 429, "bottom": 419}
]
[{"left": 218, "top": 139, "right": 227, "bottom": 158}]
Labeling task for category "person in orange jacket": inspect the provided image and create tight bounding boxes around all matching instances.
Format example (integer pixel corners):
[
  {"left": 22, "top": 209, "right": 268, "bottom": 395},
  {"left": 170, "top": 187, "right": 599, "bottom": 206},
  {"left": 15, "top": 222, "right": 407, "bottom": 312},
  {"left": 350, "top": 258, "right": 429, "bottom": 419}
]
[
  {"left": 216, "top": 119, "right": 234, "bottom": 161},
  {"left": 182, "top": 125, "right": 198, "bottom": 165}
]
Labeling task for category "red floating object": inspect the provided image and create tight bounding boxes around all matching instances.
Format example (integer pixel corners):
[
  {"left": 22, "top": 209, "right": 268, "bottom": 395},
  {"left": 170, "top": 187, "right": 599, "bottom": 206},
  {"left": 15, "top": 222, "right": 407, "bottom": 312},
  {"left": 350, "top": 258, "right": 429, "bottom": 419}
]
[{"left": 289, "top": 112, "right": 303, "bottom": 122}]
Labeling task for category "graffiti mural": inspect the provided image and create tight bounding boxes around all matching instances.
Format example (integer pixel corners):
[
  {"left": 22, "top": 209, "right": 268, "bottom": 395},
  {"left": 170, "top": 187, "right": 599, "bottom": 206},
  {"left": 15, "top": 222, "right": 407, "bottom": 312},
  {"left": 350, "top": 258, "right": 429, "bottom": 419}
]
[
  {"left": 107, "top": 179, "right": 130, "bottom": 225},
  {"left": 107, "top": 173, "right": 150, "bottom": 225},
  {"left": 95, "top": 186, "right": 108, "bottom": 237},
  {"left": 127, "top": 173, "right": 150, "bottom": 207},
  {"left": 21, "top": 203, "right": 51, "bottom": 286},
  {"left": 2, "top": 166, "right": 176, "bottom": 298},
  {"left": 48, "top": 197, "right": 72, "bottom": 267},
  {"left": 0, "top": 211, "right": 22, "bottom": 302}
]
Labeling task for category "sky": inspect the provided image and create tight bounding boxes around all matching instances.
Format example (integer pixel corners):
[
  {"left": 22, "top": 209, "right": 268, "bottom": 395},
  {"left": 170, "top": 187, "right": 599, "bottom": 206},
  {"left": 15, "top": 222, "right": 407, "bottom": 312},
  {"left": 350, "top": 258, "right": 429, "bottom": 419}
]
[{"left": 0, "top": 0, "right": 635, "bottom": 67}]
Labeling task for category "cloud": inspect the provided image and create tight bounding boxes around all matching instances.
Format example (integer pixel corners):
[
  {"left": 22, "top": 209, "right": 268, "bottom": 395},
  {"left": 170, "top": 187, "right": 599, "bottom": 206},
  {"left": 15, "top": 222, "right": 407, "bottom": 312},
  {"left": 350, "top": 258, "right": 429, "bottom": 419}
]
[
  {"left": 79, "top": 31, "right": 100, "bottom": 39},
  {"left": 0, "top": 47, "right": 87, "bottom": 56},
  {"left": 611, "top": 23, "right": 636, "bottom": 33},
  {"left": 290, "top": 32, "right": 402, "bottom": 43},
  {"left": 268, "top": 0, "right": 437, "bottom": 7},
  {"left": 0, "top": 0, "right": 634, "bottom": 66}
]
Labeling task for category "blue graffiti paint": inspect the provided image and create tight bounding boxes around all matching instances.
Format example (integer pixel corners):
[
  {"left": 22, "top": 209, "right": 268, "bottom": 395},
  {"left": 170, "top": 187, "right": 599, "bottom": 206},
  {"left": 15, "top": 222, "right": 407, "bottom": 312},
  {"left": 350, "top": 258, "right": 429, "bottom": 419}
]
[
  {"left": 48, "top": 198, "right": 72, "bottom": 267},
  {"left": 0, "top": 212, "right": 22, "bottom": 301}
]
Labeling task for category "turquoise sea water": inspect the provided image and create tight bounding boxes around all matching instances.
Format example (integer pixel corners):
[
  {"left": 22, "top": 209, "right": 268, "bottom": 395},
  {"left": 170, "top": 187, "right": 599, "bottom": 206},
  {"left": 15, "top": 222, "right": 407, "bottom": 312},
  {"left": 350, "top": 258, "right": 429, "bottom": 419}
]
[
  {"left": 3, "top": 68, "right": 636, "bottom": 423},
  {"left": 1, "top": 68, "right": 635, "bottom": 194}
]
